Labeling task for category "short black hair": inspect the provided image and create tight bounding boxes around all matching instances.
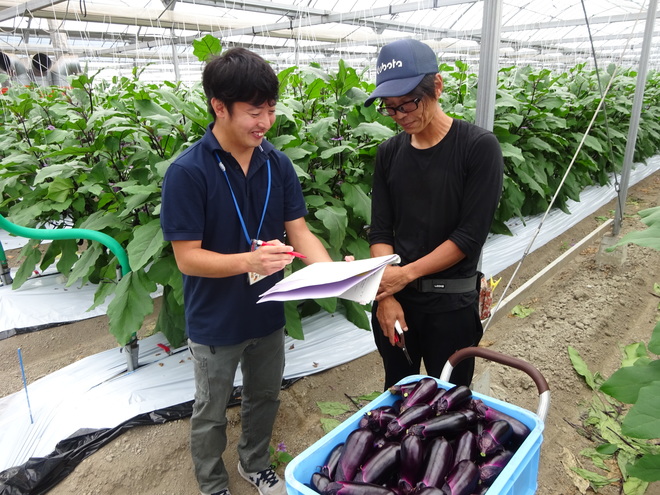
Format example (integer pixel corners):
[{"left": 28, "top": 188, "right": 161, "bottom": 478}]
[{"left": 202, "top": 47, "right": 279, "bottom": 120}]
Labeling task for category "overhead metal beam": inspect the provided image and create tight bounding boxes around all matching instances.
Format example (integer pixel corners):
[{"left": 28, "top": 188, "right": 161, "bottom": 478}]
[
  {"left": 95, "top": 0, "right": 480, "bottom": 55},
  {"left": 0, "top": 0, "right": 66, "bottom": 23}
]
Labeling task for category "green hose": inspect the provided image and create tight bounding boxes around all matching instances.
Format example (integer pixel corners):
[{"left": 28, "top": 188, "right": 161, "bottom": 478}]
[{"left": 0, "top": 214, "right": 131, "bottom": 277}]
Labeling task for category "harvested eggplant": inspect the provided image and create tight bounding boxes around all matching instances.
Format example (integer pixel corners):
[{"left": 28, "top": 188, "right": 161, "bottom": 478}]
[
  {"left": 399, "top": 377, "right": 438, "bottom": 412},
  {"left": 407, "top": 411, "right": 469, "bottom": 439},
  {"left": 440, "top": 460, "right": 479, "bottom": 495},
  {"left": 478, "top": 420, "right": 513, "bottom": 457},
  {"left": 334, "top": 428, "right": 376, "bottom": 482},
  {"left": 354, "top": 442, "right": 401, "bottom": 484},
  {"left": 386, "top": 402, "right": 435, "bottom": 438},
  {"left": 417, "top": 437, "right": 454, "bottom": 489},
  {"left": 434, "top": 385, "right": 472, "bottom": 414},
  {"left": 479, "top": 449, "right": 514, "bottom": 486}
]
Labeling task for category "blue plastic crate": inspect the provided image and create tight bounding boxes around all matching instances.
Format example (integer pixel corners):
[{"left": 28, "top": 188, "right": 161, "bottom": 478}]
[{"left": 285, "top": 375, "right": 544, "bottom": 495}]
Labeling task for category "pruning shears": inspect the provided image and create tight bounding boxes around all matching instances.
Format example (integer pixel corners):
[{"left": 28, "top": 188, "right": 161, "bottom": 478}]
[{"left": 394, "top": 320, "right": 413, "bottom": 365}]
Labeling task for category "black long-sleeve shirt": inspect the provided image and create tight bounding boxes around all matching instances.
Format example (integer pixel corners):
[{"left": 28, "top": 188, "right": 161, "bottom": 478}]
[{"left": 369, "top": 118, "right": 504, "bottom": 312}]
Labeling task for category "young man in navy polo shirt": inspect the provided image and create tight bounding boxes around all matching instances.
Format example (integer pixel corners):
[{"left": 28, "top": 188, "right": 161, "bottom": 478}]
[
  {"left": 365, "top": 39, "right": 504, "bottom": 389},
  {"left": 160, "top": 47, "right": 332, "bottom": 495}
]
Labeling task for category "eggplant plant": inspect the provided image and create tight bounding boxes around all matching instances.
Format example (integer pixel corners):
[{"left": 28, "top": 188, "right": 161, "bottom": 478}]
[
  {"left": 1, "top": 36, "right": 660, "bottom": 349},
  {"left": 569, "top": 205, "right": 660, "bottom": 494}
]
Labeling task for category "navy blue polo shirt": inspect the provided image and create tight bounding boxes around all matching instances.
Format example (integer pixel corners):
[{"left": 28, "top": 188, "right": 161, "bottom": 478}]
[{"left": 160, "top": 125, "right": 308, "bottom": 346}]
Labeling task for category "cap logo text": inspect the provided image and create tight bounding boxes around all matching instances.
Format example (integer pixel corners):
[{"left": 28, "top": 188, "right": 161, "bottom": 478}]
[{"left": 377, "top": 58, "right": 403, "bottom": 74}]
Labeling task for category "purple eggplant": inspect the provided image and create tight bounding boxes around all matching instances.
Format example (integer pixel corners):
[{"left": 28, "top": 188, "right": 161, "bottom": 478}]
[
  {"left": 417, "top": 437, "right": 454, "bottom": 489},
  {"left": 388, "top": 381, "right": 419, "bottom": 397},
  {"left": 312, "top": 472, "right": 333, "bottom": 494},
  {"left": 452, "top": 430, "right": 477, "bottom": 467},
  {"left": 386, "top": 403, "right": 435, "bottom": 438},
  {"left": 471, "top": 399, "right": 531, "bottom": 445},
  {"left": 363, "top": 407, "right": 398, "bottom": 433},
  {"left": 415, "top": 487, "right": 445, "bottom": 495},
  {"left": 322, "top": 442, "right": 344, "bottom": 479},
  {"left": 398, "top": 433, "right": 424, "bottom": 492},
  {"left": 399, "top": 377, "right": 439, "bottom": 412},
  {"left": 372, "top": 434, "right": 388, "bottom": 450},
  {"left": 334, "top": 428, "right": 377, "bottom": 482},
  {"left": 440, "top": 460, "right": 479, "bottom": 495},
  {"left": 408, "top": 411, "right": 469, "bottom": 439},
  {"left": 427, "top": 388, "right": 448, "bottom": 411},
  {"left": 478, "top": 420, "right": 513, "bottom": 457},
  {"left": 479, "top": 449, "right": 514, "bottom": 486},
  {"left": 354, "top": 442, "right": 401, "bottom": 484},
  {"left": 456, "top": 408, "right": 478, "bottom": 428},
  {"left": 323, "top": 481, "right": 396, "bottom": 495},
  {"left": 434, "top": 385, "right": 472, "bottom": 414}
]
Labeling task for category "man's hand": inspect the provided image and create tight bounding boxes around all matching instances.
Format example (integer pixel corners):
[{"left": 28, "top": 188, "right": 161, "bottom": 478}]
[
  {"left": 249, "top": 239, "right": 294, "bottom": 276},
  {"left": 376, "top": 265, "right": 413, "bottom": 301},
  {"left": 376, "top": 296, "right": 408, "bottom": 346}
]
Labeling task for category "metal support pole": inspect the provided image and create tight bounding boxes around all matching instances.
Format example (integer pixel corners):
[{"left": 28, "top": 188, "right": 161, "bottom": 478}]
[
  {"left": 474, "top": 0, "right": 503, "bottom": 132},
  {"left": 171, "top": 28, "right": 181, "bottom": 83},
  {"left": 613, "top": 0, "right": 658, "bottom": 236}
]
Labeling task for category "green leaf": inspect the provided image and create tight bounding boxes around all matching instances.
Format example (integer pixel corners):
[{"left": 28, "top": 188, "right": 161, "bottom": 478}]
[
  {"left": 12, "top": 240, "right": 43, "bottom": 289},
  {"left": 66, "top": 242, "right": 102, "bottom": 287},
  {"left": 621, "top": 382, "right": 660, "bottom": 439},
  {"left": 320, "top": 144, "right": 355, "bottom": 160},
  {"left": 568, "top": 346, "right": 596, "bottom": 389},
  {"left": 350, "top": 122, "right": 396, "bottom": 141},
  {"left": 315, "top": 297, "right": 337, "bottom": 314},
  {"left": 499, "top": 142, "right": 525, "bottom": 164},
  {"left": 570, "top": 467, "right": 619, "bottom": 488},
  {"left": 315, "top": 205, "right": 347, "bottom": 248},
  {"left": 317, "top": 401, "right": 352, "bottom": 416},
  {"left": 648, "top": 320, "right": 660, "bottom": 355},
  {"left": 342, "top": 300, "right": 370, "bottom": 331},
  {"left": 89, "top": 280, "right": 117, "bottom": 310},
  {"left": 510, "top": 304, "right": 534, "bottom": 318},
  {"left": 340, "top": 182, "right": 371, "bottom": 223},
  {"left": 107, "top": 270, "right": 157, "bottom": 346},
  {"left": 320, "top": 417, "right": 341, "bottom": 434},
  {"left": 55, "top": 239, "right": 79, "bottom": 275},
  {"left": 284, "top": 301, "right": 303, "bottom": 340},
  {"left": 600, "top": 360, "right": 660, "bottom": 403},
  {"left": 621, "top": 342, "right": 649, "bottom": 367},
  {"left": 627, "top": 454, "right": 660, "bottom": 482},
  {"left": 127, "top": 219, "right": 165, "bottom": 271},
  {"left": 46, "top": 177, "right": 74, "bottom": 203},
  {"left": 192, "top": 34, "right": 221, "bottom": 62},
  {"left": 357, "top": 391, "right": 381, "bottom": 401}
]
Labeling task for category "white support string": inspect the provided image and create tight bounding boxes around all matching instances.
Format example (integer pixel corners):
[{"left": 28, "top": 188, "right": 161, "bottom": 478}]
[{"left": 483, "top": 0, "right": 648, "bottom": 332}]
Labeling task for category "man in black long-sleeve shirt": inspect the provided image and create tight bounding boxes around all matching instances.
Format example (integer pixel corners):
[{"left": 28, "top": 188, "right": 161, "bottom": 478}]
[{"left": 365, "top": 39, "right": 504, "bottom": 389}]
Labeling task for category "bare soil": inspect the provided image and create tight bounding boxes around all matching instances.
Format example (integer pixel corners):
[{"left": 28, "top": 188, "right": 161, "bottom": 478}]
[{"left": 1, "top": 172, "right": 659, "bottom": 495}]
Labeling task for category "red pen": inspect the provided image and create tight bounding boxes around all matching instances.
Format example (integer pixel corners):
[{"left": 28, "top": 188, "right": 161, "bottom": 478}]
[{"left": 255, "top": 240, "right": 307, "bottom": 259}]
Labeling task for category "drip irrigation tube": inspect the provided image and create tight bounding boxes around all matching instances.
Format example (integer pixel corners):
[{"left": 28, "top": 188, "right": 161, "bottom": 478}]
[{"left": 0, "top": 215, "right": 131, "bottom": 277}]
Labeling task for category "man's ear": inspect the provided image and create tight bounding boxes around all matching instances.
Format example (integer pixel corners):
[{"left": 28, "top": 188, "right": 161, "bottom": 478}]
[
  {"left": 211, "top": 97, "right": 226, "bottom": 118},
  {"left": 435, "top": 73, "right": 444, "bottom": 99}
]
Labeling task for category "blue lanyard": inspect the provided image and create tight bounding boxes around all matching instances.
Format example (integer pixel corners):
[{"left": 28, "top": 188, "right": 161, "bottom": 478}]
[{"left": 214, "top": 151, "right": 271, "bottom": 248}]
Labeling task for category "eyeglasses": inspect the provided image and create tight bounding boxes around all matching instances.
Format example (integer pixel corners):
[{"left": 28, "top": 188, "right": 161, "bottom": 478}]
[{"left": 377, "top": 98, "right": 422, "bottom": 116}]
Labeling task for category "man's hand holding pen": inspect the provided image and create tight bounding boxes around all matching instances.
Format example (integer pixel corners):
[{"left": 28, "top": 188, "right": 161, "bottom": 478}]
[{"left": 249, "top": 239, "right": 299, "bottom": 276}]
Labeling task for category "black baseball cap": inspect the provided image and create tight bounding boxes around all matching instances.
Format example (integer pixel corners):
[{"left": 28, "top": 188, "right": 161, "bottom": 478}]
[{"left": 365, "top": 39, "right": 439, "bottom": 107}]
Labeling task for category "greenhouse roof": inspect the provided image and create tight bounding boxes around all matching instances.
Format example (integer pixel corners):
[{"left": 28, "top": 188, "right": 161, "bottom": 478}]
[{"left": 0, "top": 0, "right": 657, "bottom": 83}]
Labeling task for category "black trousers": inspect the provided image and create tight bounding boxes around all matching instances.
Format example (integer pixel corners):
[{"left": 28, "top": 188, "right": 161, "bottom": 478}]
[{"left": 371, "top": 300, "right": 483, "bottom": 390}]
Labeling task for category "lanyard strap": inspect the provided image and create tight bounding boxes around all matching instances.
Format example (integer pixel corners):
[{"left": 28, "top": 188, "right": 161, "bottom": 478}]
[{"left": 214, "top": 151, "right": 271, "bottom": 248}]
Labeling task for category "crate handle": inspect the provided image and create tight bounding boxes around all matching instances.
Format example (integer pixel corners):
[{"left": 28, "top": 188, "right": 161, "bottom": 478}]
[{"left": 440, "top": 347, "right": 550, "bottom": 422}]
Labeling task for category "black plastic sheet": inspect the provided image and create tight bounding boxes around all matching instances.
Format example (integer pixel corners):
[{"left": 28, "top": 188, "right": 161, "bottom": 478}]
[{"left": 0, "top": 378, "right": 300, "bottom": 495}]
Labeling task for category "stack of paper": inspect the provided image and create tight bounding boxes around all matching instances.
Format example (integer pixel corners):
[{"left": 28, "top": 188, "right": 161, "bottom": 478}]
[{"left": 258, "top": 254, "right": 400, "bottom": 305}]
